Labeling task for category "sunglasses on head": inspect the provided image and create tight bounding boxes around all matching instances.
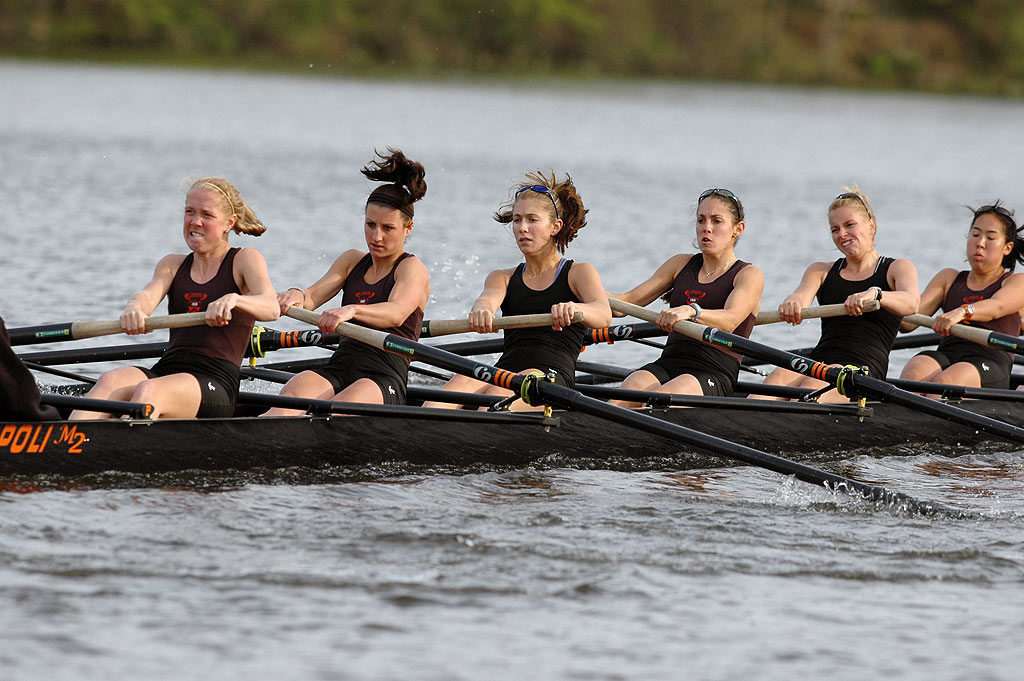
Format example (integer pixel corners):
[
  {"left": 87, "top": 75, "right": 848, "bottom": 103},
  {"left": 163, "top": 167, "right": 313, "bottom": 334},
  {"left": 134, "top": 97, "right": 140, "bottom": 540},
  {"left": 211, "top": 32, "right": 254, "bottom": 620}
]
[
  {"left": 975, "top": 204, "right": 1014, "bottom": 221},
  {"left": 835, "top": 192, "right": 874, "bottom": 218},
  {"left": 698, "top": 188, "right": 743, "bottom": 221},
  {"left": 515, "top": 184, "right": 559, "bottom": 219}
]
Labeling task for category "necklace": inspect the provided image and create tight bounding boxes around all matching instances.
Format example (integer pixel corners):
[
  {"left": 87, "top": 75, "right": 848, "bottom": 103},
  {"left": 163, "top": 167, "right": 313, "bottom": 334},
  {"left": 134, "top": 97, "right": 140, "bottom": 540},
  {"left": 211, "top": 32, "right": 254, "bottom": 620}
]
[
  {"left": 525, "top": 258, "right": 561, "bottom": 279},
  {"left": 703, "top": 258, "right": 735, "bottom": 278}
]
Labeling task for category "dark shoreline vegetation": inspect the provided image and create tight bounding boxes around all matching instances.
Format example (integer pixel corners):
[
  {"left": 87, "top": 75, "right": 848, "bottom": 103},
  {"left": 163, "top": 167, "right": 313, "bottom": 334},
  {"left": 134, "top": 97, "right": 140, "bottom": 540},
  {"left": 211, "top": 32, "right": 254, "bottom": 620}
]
[{"left": 2, "top": 0, "right": 1023, "bottom": 97}]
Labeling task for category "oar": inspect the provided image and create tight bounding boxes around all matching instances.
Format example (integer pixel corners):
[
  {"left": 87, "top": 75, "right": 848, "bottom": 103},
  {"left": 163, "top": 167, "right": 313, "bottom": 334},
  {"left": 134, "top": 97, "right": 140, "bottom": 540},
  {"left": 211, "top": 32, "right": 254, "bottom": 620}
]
[
  {"left": 38, "top": 394, "right": 153, "bottom": 419},
  {"left": 9, "top": 313, "right": 209, "bottom": 345},
  {"left": 609, "top": 298, "right": 1024, "bottom": 445},
  {"left": 903, "top": 313, "right": 1024, "bottom": 355},
  {"left": 420, "top": 311, "right": 584, "bottom": 338},
  {"left": 754, "top": 300, "right": 880, "bottom": 325},
  {"left": 24, "top": 361, "right": 98, "bottom": 384},
  {"left": 285, "top": 307, "right": 956, "bottom": 516},
  {"left": 742, "top": 331, "right": 942, "bottom": 368}
]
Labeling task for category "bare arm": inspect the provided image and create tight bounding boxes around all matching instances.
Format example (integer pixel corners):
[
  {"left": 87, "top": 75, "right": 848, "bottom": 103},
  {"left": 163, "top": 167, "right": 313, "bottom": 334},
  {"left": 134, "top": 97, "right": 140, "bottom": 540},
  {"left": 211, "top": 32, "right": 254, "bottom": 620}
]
[
  {"left": 276, "top": 249, "right": 365, "bottom": 313},
  {"left": 900, "top": 268, "right": 954, "bottom": 332},
  {"left": 316, "top": 256, "right": 430, "bottom": 333},
  {"left": 654, "top": 264, "right": 764, "bottom": 332},
  {"left": 465, "top": 268, "right": 514, "bottom": 333},
  {"left": 205, "top": 247, "right": 279, "bottom": 325},
  {"left": 120, "top": 254, "right": 184, "bottom": 334},
  {"left": 560, "top": 261, "right": 612, "bottom": 331},
  {"left": 607, "top": 254, "right": 691, "bottom": 314},
  {"left": 876, "top": 258, "right": 920, "bottom": 316},
  {"left": 933, "top": 271, "right": 1024, "bottom": 335},
  {"left": 777, "top": 261, "right": 830, "bottom": 324}
]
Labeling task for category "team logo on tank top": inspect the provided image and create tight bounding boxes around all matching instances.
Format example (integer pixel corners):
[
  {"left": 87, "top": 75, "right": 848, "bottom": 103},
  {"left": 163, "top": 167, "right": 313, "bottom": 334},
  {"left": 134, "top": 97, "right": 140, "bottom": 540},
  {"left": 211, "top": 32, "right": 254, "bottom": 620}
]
[
  {"left": 684, "top": 289, "right": 707, "bottom": 304},
  {"left": 184, "top": 292, "right": 208, "bottom": 312},
  {"left": 961, "top": 295, "right": 984, "bottom": 304},
  {"left": 354, "top": 290, "right": 376, "bottom": 304}
]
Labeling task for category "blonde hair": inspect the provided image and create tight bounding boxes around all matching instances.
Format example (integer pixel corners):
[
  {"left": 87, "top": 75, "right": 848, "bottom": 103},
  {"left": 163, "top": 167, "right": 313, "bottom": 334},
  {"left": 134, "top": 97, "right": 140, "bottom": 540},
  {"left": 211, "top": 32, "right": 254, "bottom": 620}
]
[
  {"left": 828, "top": 183, "right": 875, "bottom": 223},
  {"left": 184, "top": 177, "right": 266, "bottom": 236}
]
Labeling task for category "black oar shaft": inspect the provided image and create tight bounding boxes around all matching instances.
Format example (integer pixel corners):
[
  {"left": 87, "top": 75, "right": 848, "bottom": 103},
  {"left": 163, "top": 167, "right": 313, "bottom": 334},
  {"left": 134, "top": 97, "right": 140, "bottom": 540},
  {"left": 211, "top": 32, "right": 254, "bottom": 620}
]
[
  {"left": 610, "top": 299, "right": 1024, "bottom": 446},
  {"left": 283, "top": 307, "right": 955, "bottom": 516}
]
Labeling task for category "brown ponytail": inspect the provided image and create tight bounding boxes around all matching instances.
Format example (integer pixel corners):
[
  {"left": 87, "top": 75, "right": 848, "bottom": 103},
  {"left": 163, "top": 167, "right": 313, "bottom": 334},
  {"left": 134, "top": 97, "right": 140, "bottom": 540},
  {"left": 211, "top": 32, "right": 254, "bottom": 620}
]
[
  {"left": 362, "top": 148, "right": 427, "bottom": 224},
  {"left": 493, "top": 171, "right": 588, "bottom": 254}
]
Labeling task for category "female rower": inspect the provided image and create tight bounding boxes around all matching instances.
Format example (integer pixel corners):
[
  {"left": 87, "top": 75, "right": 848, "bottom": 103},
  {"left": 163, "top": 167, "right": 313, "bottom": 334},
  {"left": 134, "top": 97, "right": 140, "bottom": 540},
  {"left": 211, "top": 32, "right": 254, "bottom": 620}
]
[
  {"left": 608, "top": 188, "right": 764, "bottom": 405},
  {"left": 422, "top": 172, "right": 611, "bottom": 410},
  {"left": 754, "top": 186, "right": 919, "bottom": 402},
  {"left": 900, "top": 202, "right": 1024, "bottom": 390},
  {"left": 263, "top": 149, "right": 429, "bottom": 415},
  {"left": 70, "top": 177, "right": 279, "bottom": 419}
]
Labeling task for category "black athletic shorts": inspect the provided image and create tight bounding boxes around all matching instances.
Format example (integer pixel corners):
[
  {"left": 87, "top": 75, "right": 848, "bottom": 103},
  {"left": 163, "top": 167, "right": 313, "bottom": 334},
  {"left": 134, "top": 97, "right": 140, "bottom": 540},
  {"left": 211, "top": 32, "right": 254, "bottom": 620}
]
[
  {"left": 806, "top": 348, "right": 887, "bottom": 380},
  {"left": 313, "top": 346, "right": 407, "bottom": 405},
  {"left": 142, "top": 348, "right": 239, "bottom": 418},
  {"left": 636, "top": 357, "right": 734, "bottom": 397},
  {"left": 494, "top": 355, "right": 574, "bottom": 388},
  {"left": 914, "top": 349, "right": 1011, "bottom": 389}
]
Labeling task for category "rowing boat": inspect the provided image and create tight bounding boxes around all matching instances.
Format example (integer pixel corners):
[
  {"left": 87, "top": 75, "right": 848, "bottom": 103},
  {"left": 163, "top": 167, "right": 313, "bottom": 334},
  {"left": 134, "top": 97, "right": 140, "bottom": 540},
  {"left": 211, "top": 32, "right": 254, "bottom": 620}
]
[{"left": 3, "top": 387, "right": 1022, "bottom": 479}]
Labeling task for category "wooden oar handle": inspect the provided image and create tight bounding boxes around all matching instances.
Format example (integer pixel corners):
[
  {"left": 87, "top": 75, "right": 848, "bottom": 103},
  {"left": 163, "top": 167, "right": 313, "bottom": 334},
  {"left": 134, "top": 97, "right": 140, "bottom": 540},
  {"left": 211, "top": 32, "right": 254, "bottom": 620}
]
[
  {"left": 902, "top": 313, "right": 993, "bottom": 344},
  {"left": 423, "top": 311, "right": 584, "bottom": 337},
  {"left": 755, "top": 300, "right": 880, "bottom": 325},
  {"left": 69, "top": 312, "right": 209, "bottom": 340},
  {"left": 285, "top": 307, "right": 386, "bottom": 349}
]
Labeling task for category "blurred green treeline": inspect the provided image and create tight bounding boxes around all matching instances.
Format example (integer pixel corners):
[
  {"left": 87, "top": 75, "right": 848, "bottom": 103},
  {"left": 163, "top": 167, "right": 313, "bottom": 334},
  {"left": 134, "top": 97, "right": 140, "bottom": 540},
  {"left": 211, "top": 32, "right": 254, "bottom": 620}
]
[{"left": 2, "top": 0, "right": 1023, "bottom": 95}]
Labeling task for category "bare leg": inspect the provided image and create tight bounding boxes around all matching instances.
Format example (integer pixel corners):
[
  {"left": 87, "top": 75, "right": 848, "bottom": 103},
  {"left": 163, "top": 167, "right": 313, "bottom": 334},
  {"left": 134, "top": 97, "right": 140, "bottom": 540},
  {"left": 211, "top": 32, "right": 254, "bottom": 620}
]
[
  {"left": 131, "top": 373, "right": 203, "bottom": 418},
  {"left": 262, "top": 370, "right": 336, "bottom": 417},
  {"left": 334, "top": 378, "right": 385, "bottom": 405},
  {"left": 70, "top": 366, "right": 148, "bottom": 420},
  {"left": 608, "top": 369, "right": 662, "bottom": 408},
  {"left": 421, "top": 374, "right": 489, "bottom": 409},
  {"left": 748, "top": 366, "right": 804, "bottom": 401}
]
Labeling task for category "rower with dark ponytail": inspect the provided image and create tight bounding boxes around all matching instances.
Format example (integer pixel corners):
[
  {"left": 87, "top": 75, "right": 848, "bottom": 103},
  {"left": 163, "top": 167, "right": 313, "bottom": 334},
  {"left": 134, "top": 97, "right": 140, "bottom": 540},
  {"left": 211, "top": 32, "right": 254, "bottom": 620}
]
[
  {"left": 264, "top": 148, "right": 431, "bottom": 413},
  {"left": 423, "top": 170, "right": 612, "bottom": 410},
  {"left": 900, "top": 199, "right": 1024, "bottom": 391}
]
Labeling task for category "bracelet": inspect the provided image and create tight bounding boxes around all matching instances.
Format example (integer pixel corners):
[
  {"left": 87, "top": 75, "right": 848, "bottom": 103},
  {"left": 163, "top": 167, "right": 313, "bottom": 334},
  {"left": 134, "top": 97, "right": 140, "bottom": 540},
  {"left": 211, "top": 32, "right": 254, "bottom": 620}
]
[{"left": 689, "top": 303, "right": 703, "bottom": 321}]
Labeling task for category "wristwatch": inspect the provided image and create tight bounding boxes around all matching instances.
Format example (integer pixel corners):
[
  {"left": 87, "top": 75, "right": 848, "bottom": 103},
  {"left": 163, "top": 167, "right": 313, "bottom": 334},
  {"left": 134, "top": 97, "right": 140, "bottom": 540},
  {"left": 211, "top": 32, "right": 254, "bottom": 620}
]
[
  {"left": 689, "top": 303, "right": 703, "bottom": 321},
  {"left": 869, "top": 286, "right": 883, "bottom": 301},
  {"left": 962, "top": 303, "right": 975, "bottom": 321}
]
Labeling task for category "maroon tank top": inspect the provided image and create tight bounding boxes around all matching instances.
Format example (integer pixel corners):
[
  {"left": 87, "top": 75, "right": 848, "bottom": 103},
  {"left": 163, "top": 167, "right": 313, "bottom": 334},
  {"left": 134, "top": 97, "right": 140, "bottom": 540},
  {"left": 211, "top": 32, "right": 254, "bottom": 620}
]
[
  {"left": 666, "top": 254, "right": 755, "bottom": 362},
  {"left": 167, "top": 248, "right": 255, "bottom": 364},
  {"left": 941, "top": 270, "right": 1019, "bottom": 336},
  {"left": 341, "top": 252, "right": 424, "bottom": 341}
]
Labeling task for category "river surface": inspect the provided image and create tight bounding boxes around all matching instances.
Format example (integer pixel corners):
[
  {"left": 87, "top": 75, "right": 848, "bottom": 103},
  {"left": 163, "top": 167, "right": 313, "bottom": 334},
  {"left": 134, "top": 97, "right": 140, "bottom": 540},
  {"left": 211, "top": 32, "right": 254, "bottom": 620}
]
[{"left": 2, "top": 61, "right": 1024, "bottom": 680}]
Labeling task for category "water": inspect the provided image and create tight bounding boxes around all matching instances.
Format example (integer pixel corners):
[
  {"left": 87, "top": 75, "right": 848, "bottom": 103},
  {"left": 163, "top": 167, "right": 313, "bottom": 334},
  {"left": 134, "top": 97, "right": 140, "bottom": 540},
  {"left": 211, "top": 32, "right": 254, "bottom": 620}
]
[{"left": 2, "top": 61, "right": 1024, "bottom": 680}]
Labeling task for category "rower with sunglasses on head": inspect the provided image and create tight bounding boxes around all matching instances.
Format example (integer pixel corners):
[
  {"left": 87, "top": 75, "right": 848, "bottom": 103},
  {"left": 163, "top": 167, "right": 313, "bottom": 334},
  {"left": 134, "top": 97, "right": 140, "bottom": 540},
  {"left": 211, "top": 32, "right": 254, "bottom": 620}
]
[
  {"left": 422, "top": 172, "right": 611, "bottom": 410},
  {"left": 754, "top": 186, "right": 919, "bottom": 402},
  {"left": 899, "top": 201, "right": 1024, "bottom": 391},
  {"left": 607, "top": 188, "right": 764, "bottom": 404}
]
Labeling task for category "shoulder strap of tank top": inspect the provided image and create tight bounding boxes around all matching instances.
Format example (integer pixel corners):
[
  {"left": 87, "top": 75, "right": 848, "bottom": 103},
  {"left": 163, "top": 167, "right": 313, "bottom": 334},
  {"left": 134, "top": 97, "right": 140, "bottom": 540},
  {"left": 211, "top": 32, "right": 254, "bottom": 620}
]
[
  {"left": 830, "top": 258, "right": 845, "bottom": 275},
  {"left": 174, "top": 252, "right": 195, "bottom": 278},
  {"left": 875, "top": 255, "right": 894, "bottom": 275}
]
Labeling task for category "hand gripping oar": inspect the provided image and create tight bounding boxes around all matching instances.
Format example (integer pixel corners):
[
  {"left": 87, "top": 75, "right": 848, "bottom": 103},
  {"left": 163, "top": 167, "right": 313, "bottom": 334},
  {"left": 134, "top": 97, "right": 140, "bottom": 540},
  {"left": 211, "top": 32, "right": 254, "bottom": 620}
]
[
  {"left": 419, "top": 311, "right": 584, "bottom": 338},
  {"left": 8, "top": 313, "right": 209, "bottom": 345},
  {"left": 903, "top": 313, "right": 1024, "bottom": 355},
  {"left": 285, "top": 307, "right": 958, "bottom": 516},
  {"left": 754, "top": 300, "right": 880, "bottom": 325},
  {"left": 609, "top": 298, "right": 1024, "bottom": 446}
]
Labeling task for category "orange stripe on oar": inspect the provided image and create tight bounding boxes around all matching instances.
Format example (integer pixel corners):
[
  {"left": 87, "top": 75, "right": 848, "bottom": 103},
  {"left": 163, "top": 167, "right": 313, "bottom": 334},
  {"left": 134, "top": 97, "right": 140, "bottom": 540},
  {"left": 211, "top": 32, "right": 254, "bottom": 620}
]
[
  {"left": 810, "top": 362, "right": 831, "bottom": 380},
  {"left": 494, "top": 369, "right": 517, "bottom": 389}
]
